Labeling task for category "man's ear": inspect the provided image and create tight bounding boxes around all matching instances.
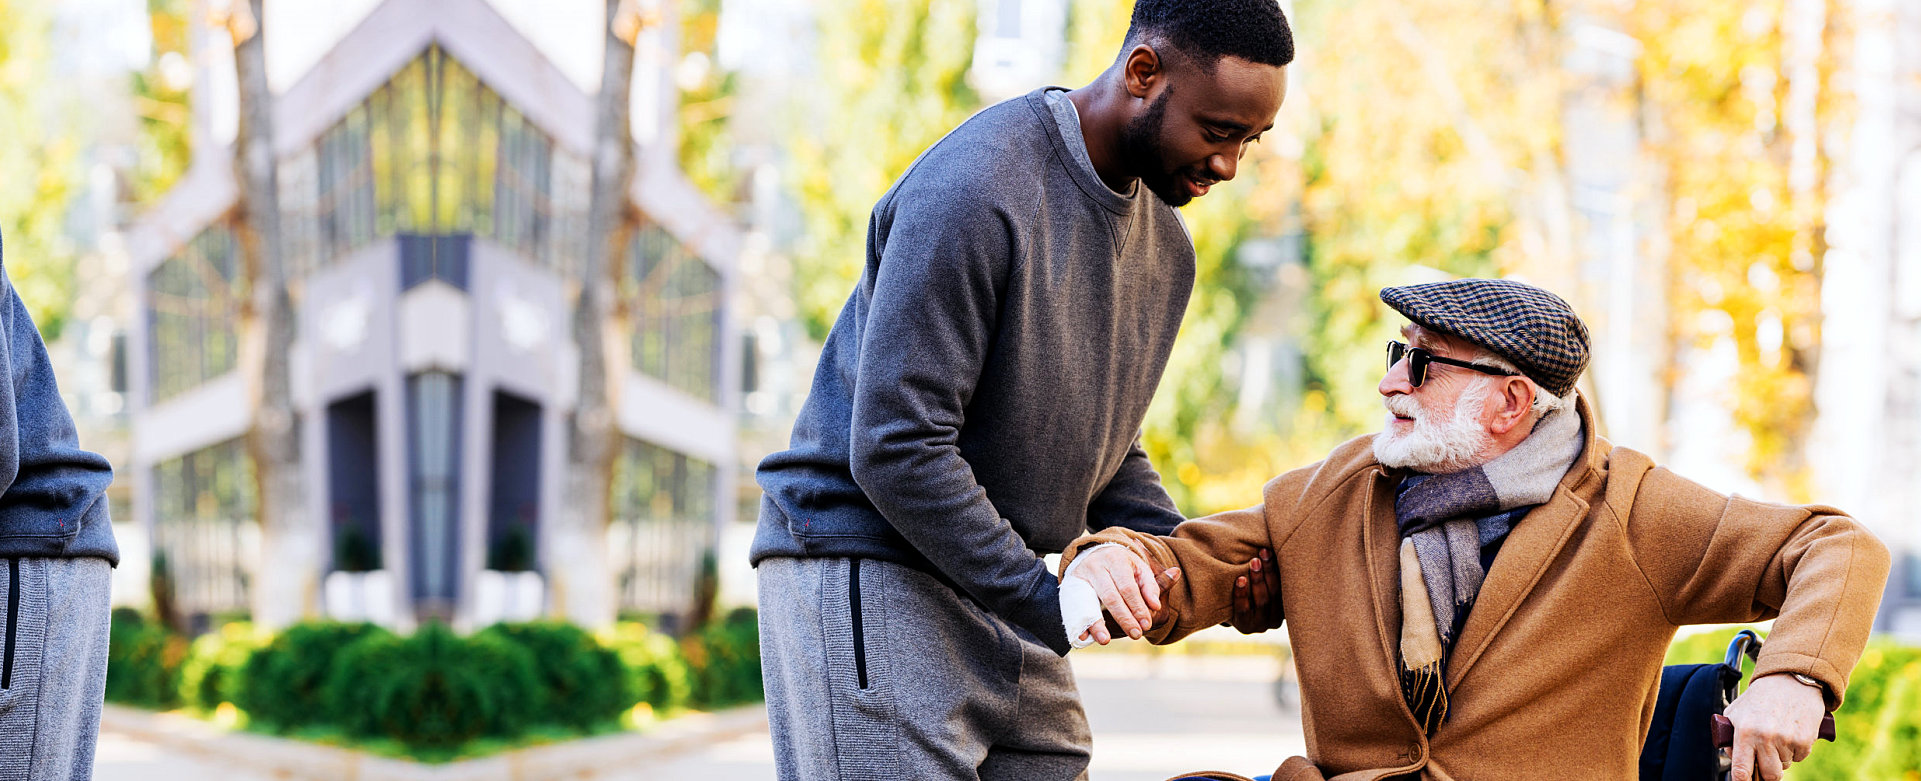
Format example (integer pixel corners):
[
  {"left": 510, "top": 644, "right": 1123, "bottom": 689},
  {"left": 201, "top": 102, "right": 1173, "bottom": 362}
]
[
  {"left": 1122, "top": 43, "right": 1163, "bottom": 100},
  {"left": 1489, "top": 377, "right": 1535, "bottom": 435}
]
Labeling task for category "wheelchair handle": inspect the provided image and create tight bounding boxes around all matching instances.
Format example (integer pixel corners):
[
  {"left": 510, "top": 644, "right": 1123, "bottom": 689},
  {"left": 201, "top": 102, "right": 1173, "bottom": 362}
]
[{"left": 1711, "top": 713, "right": 1837, "bottom": 749}]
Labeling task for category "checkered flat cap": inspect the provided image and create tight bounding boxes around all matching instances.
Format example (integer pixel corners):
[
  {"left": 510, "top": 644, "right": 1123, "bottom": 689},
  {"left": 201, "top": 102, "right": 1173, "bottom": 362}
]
[{"left": 1380, "top": 278, "right": 1590, "bottom": 397}]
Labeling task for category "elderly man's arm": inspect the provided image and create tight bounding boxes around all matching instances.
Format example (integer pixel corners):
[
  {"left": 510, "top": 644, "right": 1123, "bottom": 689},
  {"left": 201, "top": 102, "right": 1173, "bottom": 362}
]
[
  {"left": 1617, "top": 461, "right": 1891, "bottom": 780},
  {"left": 1060, "top": 468, "right": 1306, "bottom": 644}
]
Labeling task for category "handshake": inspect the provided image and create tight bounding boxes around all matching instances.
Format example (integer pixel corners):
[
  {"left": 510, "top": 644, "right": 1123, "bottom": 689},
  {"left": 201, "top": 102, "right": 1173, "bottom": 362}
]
[{"left": 1059, "top": 542, "right": 1281, "bottom": 647}]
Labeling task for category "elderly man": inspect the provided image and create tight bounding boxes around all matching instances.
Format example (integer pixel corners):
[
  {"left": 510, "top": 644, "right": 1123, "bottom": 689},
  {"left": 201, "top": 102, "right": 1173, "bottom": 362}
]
[{"left": 1061, "top": 279, "right": 1890, "bottom": 781}]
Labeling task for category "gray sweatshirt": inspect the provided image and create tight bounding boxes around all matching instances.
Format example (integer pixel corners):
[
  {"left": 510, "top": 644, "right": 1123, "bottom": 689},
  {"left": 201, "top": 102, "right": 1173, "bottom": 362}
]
[
  {"left": 751, "top": 88, "right": 1193, "bottom": 654},
  {"left": 0, "top": 238, "right": 117, "bottom": 565}
]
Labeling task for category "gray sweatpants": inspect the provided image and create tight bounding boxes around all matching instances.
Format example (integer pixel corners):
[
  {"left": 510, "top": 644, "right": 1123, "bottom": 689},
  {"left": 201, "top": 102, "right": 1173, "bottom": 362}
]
[
  {"left": 757, "top": 556, "right": 1092, "bottom": 781},
  {"left": 0, "top": 557, "right": 112, "bottom": 781}
]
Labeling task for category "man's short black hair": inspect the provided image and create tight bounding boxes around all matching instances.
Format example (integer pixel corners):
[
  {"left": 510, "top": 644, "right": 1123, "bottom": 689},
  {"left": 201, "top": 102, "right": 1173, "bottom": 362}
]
[{"left": 1124, "top": 0, "right": 1295, "bottom": 72}]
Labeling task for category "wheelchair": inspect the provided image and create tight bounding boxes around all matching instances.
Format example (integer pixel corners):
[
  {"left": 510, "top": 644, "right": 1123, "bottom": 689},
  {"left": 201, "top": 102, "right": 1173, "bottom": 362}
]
[{"left": 1170, "top": 630, "right": 1835, "bottom": 781}]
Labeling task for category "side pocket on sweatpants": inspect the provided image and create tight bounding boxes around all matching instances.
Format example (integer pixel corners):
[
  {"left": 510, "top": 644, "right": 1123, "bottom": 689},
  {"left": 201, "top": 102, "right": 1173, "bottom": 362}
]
[
  {"left": 3, "top": 557, "right": 18, "bottom": 690},
  {"left": 849, "top": 558, "right": 868, "bottom": 690}
]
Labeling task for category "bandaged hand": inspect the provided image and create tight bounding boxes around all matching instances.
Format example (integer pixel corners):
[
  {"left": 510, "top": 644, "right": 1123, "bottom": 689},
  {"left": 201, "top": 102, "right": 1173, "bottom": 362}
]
[{"left": 1060, "top": 543, "right": 1179, "bottom": 646}]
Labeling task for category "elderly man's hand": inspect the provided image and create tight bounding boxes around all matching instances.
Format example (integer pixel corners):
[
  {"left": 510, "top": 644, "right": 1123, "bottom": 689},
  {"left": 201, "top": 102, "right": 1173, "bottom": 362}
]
[
  {"left": 1723, "top": 673, "right": 1828, "bottom": 781},
  {"left": 1067, "top": 545, "right": 1179, "bottom": 644}
]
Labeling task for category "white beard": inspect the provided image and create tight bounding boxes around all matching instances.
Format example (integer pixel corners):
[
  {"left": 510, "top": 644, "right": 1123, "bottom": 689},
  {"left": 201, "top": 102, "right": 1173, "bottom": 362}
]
[{"left": 1373, "top": 378, "right": 1495, "bottom": 473}]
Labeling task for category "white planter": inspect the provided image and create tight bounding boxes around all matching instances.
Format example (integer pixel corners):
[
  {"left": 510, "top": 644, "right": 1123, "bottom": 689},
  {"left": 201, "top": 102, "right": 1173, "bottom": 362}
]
[
  {"left": 472, "top": 569, "right": 546, "bottom": 626},
  {"left": 323, "top": 569, "right": 395, "bottom": 626}
]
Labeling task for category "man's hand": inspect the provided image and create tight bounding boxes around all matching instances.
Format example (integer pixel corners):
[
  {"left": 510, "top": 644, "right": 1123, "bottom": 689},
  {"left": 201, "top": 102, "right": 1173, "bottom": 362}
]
[
  {"left": 1067, "top": 545, "right": 1179, "bottom": 644},
  {"left": 1723, "top": 672, "right": 1828, "bottom": 781},
  {"left": 1226, "top": 549, "right": 1282, "bottom": 634}
]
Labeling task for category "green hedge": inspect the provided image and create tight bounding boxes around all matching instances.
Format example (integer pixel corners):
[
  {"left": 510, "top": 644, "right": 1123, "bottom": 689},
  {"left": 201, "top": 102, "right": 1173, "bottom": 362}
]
[
  {"left": 1666, "top": 627, "right": 1921, "bottom": 780},
  {"left": 235, "top": 621, "right": 392, "bottom": 731},
  {"left": 478, "top": 621, "right": 632, "bottom": 729},
  {"left": 178, "top": 621, "right": 264, "bottom": 713},
  {"left": 102, "top": 608, "right": 764, "bottom": 758},
  {"left": 322, "top": 622, "right": 542, "bottom": 749},
  {"left": 105, "top": 608, "right": 184, "bottom": 709},
  {"left": 607, "top": 621, "right": 693, "bottom": 712},
  {"left": 683, "top": 607, "right": 763, "bottom": 709}
]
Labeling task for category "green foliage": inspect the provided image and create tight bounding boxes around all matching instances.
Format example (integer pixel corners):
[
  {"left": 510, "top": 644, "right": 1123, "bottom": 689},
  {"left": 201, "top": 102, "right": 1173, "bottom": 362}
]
[
  {"left": 105, "top": 608, "right": 184, "bottom": 708},
  {"left": 235, "top": 621, "right": 391, "bottom": 731},
  {"left": 607, "top": 620, "right": 693, "bottom": 712},
  {"left": 476, "top": 621, "right": 632, "bottom": 730},
  {"left": 1666, "top": 627, "right": 1921, "bottom": 780},
  {"left": 178, "top": 621, "right": 263, "bottom": 712},
  {"left": 676, "top": 0, "right": 740, "bottom": 205},
  {"left": 0, "top": 0, "right": 83, "bottom": 341},
  {"left": 321, "top": 623, "right": 542, "bottom": 749},
  {"left": 786, "top": 0, "right": 980, "bottom": 341},
  {"left": 682, "top": 607, "right": 763, "bottom": 709}
]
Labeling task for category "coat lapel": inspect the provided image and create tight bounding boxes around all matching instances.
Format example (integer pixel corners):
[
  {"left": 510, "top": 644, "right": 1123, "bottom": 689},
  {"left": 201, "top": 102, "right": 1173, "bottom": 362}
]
[
  {"left": 1362, "top": 466, "right": 1422, "bottom": 732},
  {"left": 1442, "top": 486, "right": 1589, "bottom": 689},
  {"left": 1443, "top": 396, "right": 1608, "bottom": 690}
]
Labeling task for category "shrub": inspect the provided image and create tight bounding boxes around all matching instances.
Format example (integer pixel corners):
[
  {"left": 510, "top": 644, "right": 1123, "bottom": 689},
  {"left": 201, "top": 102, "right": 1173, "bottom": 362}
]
[
  {"left": 322, "top": 622, "right": 542, "bottom": 749},
  {"left": 478, "top": 621, "right": 631, "bottom": 730},
  {"left": 178, "top": 621, "right": 263, "bottom": 713},
  {"left": 235, "top": 621, "right": 390, "bottom": 731},
  {"left": 1666, "top": 627, "right": 1921, "bottom": 780},
  {"left": 607, "top": 621, "right": 692, "bottom": 713},
  {"left": 684, "top": 607, "right": 763, "bottom": 709},
  {"left": 105, "top": 608, "right": 184, "bottom": 708}
]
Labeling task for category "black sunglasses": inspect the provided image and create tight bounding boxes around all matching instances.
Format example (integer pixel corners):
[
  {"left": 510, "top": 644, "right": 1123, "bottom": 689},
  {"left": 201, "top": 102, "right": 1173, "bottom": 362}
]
[{"left": 1386, "top": 340, "right": 1520, "bottom": 387}]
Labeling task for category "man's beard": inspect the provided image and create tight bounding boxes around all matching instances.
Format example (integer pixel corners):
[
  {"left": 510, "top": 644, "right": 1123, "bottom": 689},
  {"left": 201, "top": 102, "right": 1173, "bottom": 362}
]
[
  {"left": 1118, "top": 87, "right": 1193, "bottom": 207},
  {"left": 1373, "top": 378, "right": 1496, "bottom": 474}
]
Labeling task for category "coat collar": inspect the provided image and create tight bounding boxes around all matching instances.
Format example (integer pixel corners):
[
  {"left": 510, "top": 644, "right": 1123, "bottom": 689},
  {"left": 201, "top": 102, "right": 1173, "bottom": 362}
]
[{"left": 1363, "top": 393, "right": 1609, "bottom": 698}]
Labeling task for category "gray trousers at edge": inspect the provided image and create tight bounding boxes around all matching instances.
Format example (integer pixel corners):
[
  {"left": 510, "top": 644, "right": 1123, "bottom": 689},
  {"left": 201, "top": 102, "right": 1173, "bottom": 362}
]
[
  {"left": 0, "top": 557, "right": 113, "bottom": 781},
  {"left": 758, "top": 556, "right": 1092, "bottom": 781}
]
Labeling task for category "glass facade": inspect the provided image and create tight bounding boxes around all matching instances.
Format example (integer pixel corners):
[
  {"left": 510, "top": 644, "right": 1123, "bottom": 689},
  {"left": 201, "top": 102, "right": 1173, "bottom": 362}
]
[
  {"left": 609, "top": 437, "right": 716, "bottom": 616},
  {"left": 629, "top": 224, "right": 722, "bottom": 401},
  {"left": 282, "top": 45, "right": 589, "bottom": 276},
  {"left": 146, "top": 224, "right": 242, "bottom": 403},
  {"left": 152, "top": 438, "right": 257, "bottom": 619}
]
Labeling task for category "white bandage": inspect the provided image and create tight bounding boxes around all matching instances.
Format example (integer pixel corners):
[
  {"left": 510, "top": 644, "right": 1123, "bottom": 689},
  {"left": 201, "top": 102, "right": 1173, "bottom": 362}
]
[{"left": 1060, "top": 543, "right": 1121, "bottom": 649}]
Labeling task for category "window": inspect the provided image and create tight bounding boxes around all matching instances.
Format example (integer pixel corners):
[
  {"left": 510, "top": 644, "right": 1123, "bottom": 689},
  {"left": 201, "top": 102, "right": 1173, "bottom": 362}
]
[
  {"left": 288, "top": 46, "right": 575, "bottom": 272},
  {"left": 608, "top": 438, "right": 717, "bottom": 617},
  {"left": 407, "top": 371, "right": 464, "bottom": 614},
  {"left": 146, "top": 224, "right": 241, "bottom": 402},
  {"left": 629, "top": 224, "right": 722, "bottom": 401},
  {"left": 152, "top": 439, "right": 257, "bottom": 620}
]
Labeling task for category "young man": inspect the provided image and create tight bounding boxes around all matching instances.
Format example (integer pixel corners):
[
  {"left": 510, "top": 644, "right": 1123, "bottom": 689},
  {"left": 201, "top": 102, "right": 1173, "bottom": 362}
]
[
  {"left": 0, "top": 241, "right": 120, "bottom": 780},
  {"left": 750, "top": 1, "right": 1295, "bottom": 777},
  {"left": 1064, "top": 279, "right": 1890, "bottom": 781}
]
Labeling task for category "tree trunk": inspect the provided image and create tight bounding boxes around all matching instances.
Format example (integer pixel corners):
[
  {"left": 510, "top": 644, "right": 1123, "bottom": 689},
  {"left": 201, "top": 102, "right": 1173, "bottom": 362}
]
[
  {"left": 229, "top": 0, "right": 314, "bottom": 629},
  {"left": 554, "top": 0, "right": 639, "bottom": 629}
]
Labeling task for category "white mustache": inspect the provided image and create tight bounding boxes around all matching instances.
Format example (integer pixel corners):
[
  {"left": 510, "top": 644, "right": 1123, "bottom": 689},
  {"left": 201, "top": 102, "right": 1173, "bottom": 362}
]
[{"left": 1383, "top": 395, "right": 1422, "bottom": 419}]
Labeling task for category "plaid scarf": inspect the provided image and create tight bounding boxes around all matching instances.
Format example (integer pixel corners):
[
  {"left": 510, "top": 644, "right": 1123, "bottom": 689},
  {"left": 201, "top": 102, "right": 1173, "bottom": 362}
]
[{"left": 1394, "top": 406, "right": 1584, "bottom": 734}]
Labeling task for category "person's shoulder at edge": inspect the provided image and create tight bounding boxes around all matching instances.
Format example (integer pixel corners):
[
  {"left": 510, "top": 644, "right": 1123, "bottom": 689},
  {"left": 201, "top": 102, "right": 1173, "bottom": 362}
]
[{"left": 882, "top": 91, "right": 1058, "bottom": 204}]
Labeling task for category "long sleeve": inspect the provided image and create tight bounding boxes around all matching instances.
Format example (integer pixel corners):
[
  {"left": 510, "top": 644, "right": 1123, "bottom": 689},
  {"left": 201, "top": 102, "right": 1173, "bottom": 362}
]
[
  {"left": 1618, "top": 465, "right": 1891, "bottom": 706},
  {"left": 0, "top": 254, "right": 116, "bottom": 562},
  {"left": 1086, "top": 435, "right": 1183, "bottom": 536},
  {"left": 846, "top": 190, "right": 1073, "bottom": 652},
  {"left": 1061, "top": 467, "right": 1311, "bottom": 644}
]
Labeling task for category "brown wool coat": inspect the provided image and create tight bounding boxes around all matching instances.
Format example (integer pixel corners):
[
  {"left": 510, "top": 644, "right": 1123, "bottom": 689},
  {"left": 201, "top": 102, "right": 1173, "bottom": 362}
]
[{"left": 1060, "top": 397, "right": 1891, "bottom": 781}]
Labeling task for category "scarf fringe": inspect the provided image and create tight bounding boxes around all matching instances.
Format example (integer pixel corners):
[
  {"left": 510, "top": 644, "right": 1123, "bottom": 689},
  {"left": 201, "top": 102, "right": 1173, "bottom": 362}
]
[{"left": 1400, "top": 661, "right": 1448, "bottom": 735}]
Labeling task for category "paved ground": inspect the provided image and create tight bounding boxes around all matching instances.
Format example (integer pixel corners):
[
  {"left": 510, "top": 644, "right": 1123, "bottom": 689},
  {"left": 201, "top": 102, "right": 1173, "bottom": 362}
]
[
  {"left": 92, "top": 650, "right": 1302, "bottom": 781},
  {"left": 639, "top": 651, "right": 1305, "bottom": 781},
  {"left": 95, "top": 729, "right": 276, "bottom": 781}
]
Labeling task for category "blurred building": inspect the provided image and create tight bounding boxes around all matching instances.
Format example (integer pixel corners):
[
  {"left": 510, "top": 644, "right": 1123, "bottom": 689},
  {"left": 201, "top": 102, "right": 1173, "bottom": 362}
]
[
  {"left": 1813, "top": 0, "right": 1921, "bottom": 640},
  {"left": 124, "top": 0, "right": 742, "bottom": 632}
]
